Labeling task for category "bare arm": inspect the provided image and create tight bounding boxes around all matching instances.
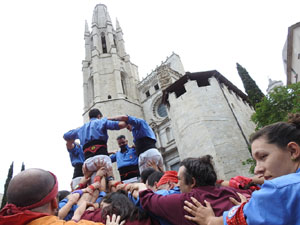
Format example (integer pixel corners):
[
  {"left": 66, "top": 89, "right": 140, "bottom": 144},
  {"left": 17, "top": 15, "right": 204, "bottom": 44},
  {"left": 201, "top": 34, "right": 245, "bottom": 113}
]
[
  {"left": 107, "top": 115, "right": 129, "bottom": 122},
  {"left": 118, "top": 121, "right": 128, "bottom": 129},
  {"left": 58, "top": 193, "right": 80, "bottom": 219},
  {"left": 72, "top": 200, "right": 88, "bottom": 222}
]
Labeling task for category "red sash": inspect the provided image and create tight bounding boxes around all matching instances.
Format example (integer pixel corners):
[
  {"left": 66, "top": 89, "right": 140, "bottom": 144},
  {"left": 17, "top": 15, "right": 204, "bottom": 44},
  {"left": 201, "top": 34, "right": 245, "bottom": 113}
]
[
  {"left": 226, "top": 202, "right": 248, "bottom": 225},
  {"left": 83, "top": 144, "right": 107, "bottom": 154}
]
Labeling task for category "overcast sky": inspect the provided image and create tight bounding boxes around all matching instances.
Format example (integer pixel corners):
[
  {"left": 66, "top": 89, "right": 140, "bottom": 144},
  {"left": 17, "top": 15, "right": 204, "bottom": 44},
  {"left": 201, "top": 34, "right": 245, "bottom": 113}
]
[{"left": 0, "top": 0, "right": 299, "bottom": 193}]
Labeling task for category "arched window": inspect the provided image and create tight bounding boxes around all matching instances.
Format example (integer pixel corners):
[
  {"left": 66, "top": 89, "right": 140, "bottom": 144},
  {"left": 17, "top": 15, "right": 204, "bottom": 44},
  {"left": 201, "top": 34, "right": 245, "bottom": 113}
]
[
  {"left": 101, "top": 32, "right": 107, "bottom": 53},
  {"left": 166, "top": 127, "right": 172, "bottom": 142},
  {"left": 88, "top": 77, "right": 94, "bottom": 105},
  {"left": 121, "top": 72, "right": 127, "bottom": 95}
]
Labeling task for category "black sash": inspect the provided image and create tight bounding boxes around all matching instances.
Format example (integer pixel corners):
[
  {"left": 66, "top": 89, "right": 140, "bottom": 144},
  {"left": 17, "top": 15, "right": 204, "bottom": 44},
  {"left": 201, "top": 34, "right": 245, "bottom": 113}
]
[
  {"left": 119, "top": 164, "right": 140, "bottom": 181},
  {"left": 135, "top": 137, "right": 156, "bottom": 156},
  {"left": 83, "top": 139, "right": 108, "bottom": 160}
]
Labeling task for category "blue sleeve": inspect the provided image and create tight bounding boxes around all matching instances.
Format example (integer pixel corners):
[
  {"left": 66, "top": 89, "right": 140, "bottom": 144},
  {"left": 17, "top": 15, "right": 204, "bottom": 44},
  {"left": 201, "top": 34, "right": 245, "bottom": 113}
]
[
  {"left": 96, "top": 191, "right": 107, "bottom": 203},
  {"left": 63, "top": 128, "right": 80, "bottom": 140},
  {"left": 69, "top": 144, "right": 82, "bottom": 157},
  {"left": 103, "top": 117, "right": 121, "bottom": 130},
  {"left": 128, "top": 192, "right": 142, "bottom": 208},
  {"left": 243, "top": 181, "right": 286, "bottom": 225},
  {"left": 110, "top": 153, "right": 117, "bottom": 163},
  {"left": 127, "top": 115, "right": 141, "bottom": 128},
  {"left": 58, "top": 198, "right": 68, "bottom": 209},
  {"left": 223, "top": 211, "right": 229, "bottom": 225}
]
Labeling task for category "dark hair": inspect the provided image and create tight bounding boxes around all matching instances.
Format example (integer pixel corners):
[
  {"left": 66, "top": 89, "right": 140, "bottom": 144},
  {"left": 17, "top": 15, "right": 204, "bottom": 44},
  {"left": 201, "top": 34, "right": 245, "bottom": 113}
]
[
  {"left": 146, "top": 171, "right": 164, "bottom": 187},
  {"left": 58, "top": 190, "right": 70, "bottom": 202},
  {"left": 250, "top": 113, "right": 300, "bottom": 148},
  {"left": 89, "top": 108, "right": 102, "bottom": 119},
  {"left": 180, "top": 155, "right": 217, "bottom": 187},
  {"left": 101, "top": 190, "right": 148, "bottom": 221},
  {"left": 140, "top": 167, "right": 156, "bottom": 184},
  {"left": 117, "top": 135, "right": 126, "bottom": 140}
]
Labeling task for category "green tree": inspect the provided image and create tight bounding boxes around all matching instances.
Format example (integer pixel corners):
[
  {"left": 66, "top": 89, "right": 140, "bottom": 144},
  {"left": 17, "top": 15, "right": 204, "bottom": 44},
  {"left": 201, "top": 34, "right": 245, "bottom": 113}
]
[
  {"left": 236, "top": 63, "right": 265, "bottom": 108},
  {"left": 251, "top": 82, "right": 300, "bottom": 129},
  {"left": 1, "top": 162, "right": 14, "bottom": 209},
  {"left": 21, "top": 162, "right": 25, "bottom": 171}
]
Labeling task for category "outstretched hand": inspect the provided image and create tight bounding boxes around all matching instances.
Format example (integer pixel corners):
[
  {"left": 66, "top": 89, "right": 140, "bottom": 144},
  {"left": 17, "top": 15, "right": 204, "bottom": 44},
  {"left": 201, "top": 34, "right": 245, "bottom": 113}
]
[
  {"left": 229, "top": 192, "right": 247, "bottom": 205},
  {"left": 183, "top": 197, "right": 215, "bottom": 225},
  {"left": 106, "top": 214, "right": 125, "bottom": 225}
]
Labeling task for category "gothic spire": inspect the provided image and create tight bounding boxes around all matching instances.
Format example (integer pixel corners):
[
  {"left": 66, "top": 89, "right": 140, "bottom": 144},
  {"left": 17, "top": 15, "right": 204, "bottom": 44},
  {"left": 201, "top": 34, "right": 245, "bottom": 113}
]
[
  {"left": 84, "top": 20, "right": 90, "bottom": 37},
  {"left": 92, "top": 4, "right": 112, "bottom": 27}
]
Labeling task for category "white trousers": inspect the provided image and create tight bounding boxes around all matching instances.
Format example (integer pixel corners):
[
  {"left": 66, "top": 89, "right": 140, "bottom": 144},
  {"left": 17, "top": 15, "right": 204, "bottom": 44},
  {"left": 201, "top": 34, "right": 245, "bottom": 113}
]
[{"left": 138, "top": 148, "right": 164, "bottom": 174}]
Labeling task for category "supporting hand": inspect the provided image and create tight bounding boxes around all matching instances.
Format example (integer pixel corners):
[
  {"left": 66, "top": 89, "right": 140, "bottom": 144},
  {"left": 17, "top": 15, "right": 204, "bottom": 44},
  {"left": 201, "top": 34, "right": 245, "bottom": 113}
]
[
  {"left": 184, "top": 197, "right": 217, "bottom": 225},
  {"left": 106, "top": 214, "right": 125, "bottom": 225}
]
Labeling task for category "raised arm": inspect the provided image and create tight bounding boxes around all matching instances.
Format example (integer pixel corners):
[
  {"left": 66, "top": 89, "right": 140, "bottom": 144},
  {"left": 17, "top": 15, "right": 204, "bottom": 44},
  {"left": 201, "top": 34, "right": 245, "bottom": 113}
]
[
  {"left": 107, "top": 115, "right": 129, "bottom": 122},
  {"left": 58, "top": 193, "right": 80, "bottom": 219}
]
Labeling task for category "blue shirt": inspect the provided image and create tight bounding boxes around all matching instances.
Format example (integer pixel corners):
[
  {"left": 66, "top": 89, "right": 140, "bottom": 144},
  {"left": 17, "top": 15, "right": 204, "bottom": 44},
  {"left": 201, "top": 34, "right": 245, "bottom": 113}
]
[
  {"left": 223, "top": 168, "right": 300, "bottom": 225},
  {"left": 110, "top": 145, "right": 138, "bottom": 169},
  {"left": 127, "top": 116, "right": 156, "bottom": 143},
  {"left": 155, "top": 186, "right": 181, "bottom": 196},
  {"left": 58, "top": 198, "right": 78, "bottom": 221},
  {"left": 68, "top": 144, "right": 84, "bottom": 167},
  {"left": 96, "top": 191, "right": 107, "bottom": 203},
  {"left": 63, "top": 117, "right": 120, "bottom": 146}
]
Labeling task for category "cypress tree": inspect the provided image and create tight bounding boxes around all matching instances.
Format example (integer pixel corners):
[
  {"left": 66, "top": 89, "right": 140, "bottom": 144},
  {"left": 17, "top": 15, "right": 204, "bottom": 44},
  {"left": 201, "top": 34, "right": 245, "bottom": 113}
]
[
  {"left": 236, "top": 63, "right": 265, "bottom": 108},
  {"left": 1, "top": 162, "right": 14, "bottom": 209},
  {"left": 21, "top": 162, "right": 25, "bottom": 171}
]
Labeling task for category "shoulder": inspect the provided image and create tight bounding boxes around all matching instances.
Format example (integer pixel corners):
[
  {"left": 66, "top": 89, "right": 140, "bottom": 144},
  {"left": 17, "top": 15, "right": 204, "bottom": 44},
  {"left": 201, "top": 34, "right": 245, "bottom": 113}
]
[{"left": 264, "top": 172, "right": 300, "bottom": 189}]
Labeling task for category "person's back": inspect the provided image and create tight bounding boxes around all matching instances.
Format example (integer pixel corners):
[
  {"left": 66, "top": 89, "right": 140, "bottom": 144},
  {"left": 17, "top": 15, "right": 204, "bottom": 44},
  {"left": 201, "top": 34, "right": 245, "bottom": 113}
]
[
  {"left": 64, "top": 108, "right": 127, "bottom": 179},
  {"left": 139, "top": 156, "right": 251, "bottom": 225}
]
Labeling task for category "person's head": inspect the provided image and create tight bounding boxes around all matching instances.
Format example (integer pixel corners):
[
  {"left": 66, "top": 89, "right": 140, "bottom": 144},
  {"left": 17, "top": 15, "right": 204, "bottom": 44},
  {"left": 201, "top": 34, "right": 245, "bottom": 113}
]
[
  {"left": 117, "top": 135, "right": 128, "bottom": 151},
  {"left": 250, "top": 113, "right": 300, "bottom": 181},
  {"left": 126, "top": 124, "right": 132, "bottom": 131},
  {"left": 89, "top": 108, "right": 102, "bottom": 119},
  {"left": 7, "top": 168, "right": 58, "bottom": 215},
  {"left": 58, "top": 190, "right": 70, "bottom": 202},
  {"left": 101, "top": 190, "right": 147, "bottom": 222},
  {"left": 179, "top": 155, "right": 217, "bottom": 193},
  {"left": 156, "top": 170, "right": 178, "bottom": 191},
  {"left": 140, "top": 167, "right": 156, "bottom": 184},
  {"left": 145, "top": 171, "right": 164, "bottom": 191}
]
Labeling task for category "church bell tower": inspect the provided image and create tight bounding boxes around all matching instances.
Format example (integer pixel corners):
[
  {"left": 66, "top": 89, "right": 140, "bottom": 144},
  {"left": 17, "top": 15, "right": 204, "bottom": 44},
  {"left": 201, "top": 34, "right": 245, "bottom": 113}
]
[
  {"left": 82, "top": 4, "right": 143, "bottom": 119},
  {"left": 82, "top": 4, "right": 144, "bottom": 154}
]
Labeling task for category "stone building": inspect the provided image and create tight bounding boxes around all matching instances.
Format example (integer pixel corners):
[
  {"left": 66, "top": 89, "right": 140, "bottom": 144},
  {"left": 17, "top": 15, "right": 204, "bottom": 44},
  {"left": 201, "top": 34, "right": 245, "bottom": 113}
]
[
  {"left": 283, "top": 22, "right": 300, "bottom": 85},
  {"left": 266, "top": 78, "right": 283, "bottom": 94},
  {"left": 81, "top": 4, "right": 255, "bottom": 179}
]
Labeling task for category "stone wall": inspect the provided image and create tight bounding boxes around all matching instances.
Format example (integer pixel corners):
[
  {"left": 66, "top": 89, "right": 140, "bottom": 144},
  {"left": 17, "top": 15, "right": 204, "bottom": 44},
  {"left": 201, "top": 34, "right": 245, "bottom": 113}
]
[{"left": 167, "top": 77, "right": 254, "bottom": 179}]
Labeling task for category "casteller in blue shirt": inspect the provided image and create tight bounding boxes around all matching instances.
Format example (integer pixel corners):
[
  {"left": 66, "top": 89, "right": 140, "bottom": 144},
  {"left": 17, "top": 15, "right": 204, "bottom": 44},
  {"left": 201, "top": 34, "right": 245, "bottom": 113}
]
[
  {"left": 63, "top": 108, "right": 127, "bottom": 160},
  {"left": 110, "top": 135, "right": 139, "bottom": 181},
  {"left": 108, "top": 115, "right": 157, "bottom": 156}
]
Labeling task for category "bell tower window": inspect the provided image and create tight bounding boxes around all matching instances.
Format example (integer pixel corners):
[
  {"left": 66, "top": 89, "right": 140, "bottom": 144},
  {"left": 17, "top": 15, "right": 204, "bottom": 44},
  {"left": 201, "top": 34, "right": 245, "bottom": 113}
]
[{"left": 101, "top": 32, "right": 107, "bottom": 53}]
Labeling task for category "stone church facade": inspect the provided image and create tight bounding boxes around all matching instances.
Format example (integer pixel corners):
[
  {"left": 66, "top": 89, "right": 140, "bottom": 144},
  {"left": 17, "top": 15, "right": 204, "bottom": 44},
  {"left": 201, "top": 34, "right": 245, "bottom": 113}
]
[{"left": 81, "top": 4, "right": 255, "bottom": 179}]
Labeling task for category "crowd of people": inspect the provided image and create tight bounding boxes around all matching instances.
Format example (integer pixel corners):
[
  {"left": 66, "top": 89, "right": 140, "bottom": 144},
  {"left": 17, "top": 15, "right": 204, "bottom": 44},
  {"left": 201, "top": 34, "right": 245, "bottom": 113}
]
[{"left": 0, "top": 108, "right": 299, "bottom": 225}]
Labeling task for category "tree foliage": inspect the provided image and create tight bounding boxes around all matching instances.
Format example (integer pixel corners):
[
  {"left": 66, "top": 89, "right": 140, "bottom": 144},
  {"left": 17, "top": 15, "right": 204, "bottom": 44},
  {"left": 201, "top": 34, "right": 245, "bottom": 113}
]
[
  {"left": 236, "top": 63, "right": 265, "bottom": 108},
  {"left": 1, "top": 162, "right": 14, "bottom": 209},
  {"left": 251, "top": 82, "right": 300, "bottom": 129}
]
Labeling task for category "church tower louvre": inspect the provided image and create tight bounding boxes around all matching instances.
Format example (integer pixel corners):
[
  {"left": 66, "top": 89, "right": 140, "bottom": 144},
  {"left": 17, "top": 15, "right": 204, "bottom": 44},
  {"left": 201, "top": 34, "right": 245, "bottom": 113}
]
[{"left": 82, "top": 4, "right": 143, "bottom": 121}]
